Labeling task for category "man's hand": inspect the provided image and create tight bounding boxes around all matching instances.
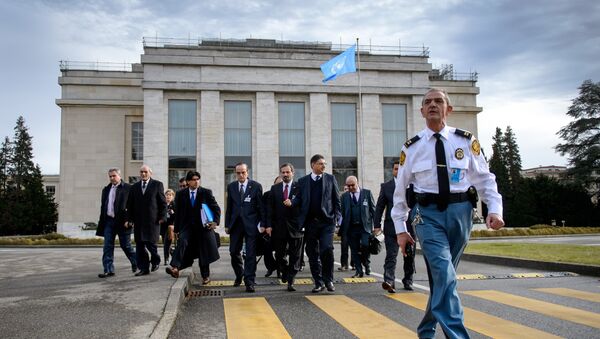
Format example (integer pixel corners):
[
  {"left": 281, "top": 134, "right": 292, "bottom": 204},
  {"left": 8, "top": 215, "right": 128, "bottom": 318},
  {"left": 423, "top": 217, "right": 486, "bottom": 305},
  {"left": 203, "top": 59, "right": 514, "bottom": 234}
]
[
  {"left": 283, "top": 199, "right": 292, "bottom": 207},
  {"left": 124, "top": 222, "right": 130, "bottom": 228},
  {"left": 373, "top": 227, "right": 382, "bottom": 236},
  {"left": 486, "top": 213, "right": 505, "bottom": 230},
  {"left": 265, "top": 227, "right": 272, "bottom": 236},
  {"left": 396, "top": 232, "right": 416, "bottom": 257},
  {"left": 259, "top": 226, "right": 266, "bottom": 233},
  {"left": 224, "top": 227, "right": 230, "bottom": 235}
]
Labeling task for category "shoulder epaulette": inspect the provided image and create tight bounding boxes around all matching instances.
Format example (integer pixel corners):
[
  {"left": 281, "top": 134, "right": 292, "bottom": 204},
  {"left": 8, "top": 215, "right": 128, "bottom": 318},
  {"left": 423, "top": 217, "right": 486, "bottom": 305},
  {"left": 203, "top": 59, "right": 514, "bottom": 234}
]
[
  {"left": 404, "top": 135, "right": 421, "bottom": 148},
  {"left": 454, "top": 128, "right": 473, "bottom": 139}
]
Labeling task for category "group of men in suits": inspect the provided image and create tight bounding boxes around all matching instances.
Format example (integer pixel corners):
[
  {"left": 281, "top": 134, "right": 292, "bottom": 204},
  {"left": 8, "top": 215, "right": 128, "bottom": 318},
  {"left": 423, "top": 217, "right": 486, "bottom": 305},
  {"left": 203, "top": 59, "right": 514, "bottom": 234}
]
[{"left": 97, "top": 165, "right": 167, "bottom": 278}]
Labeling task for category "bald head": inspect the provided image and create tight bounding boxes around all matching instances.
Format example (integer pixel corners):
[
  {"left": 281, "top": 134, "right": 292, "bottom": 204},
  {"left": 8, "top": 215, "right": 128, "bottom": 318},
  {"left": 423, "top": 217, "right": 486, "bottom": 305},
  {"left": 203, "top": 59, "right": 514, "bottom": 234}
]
[
  {"left": 140, "top": 164, "right": 152, "bottom": 181},
  {"left": 345, "top": 176, "right": 359, "bottom": 193}
]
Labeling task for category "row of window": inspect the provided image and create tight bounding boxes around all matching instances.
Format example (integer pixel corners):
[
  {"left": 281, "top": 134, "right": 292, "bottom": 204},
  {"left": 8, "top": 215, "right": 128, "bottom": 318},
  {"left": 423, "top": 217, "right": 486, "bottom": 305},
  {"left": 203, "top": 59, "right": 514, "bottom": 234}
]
[{"left": 131, "top": 100, "right": 407, "bottom": 189}]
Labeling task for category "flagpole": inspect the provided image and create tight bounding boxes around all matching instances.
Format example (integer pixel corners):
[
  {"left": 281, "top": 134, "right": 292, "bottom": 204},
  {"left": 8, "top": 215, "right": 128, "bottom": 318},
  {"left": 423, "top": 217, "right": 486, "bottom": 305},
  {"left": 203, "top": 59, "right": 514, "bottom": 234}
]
[{"left": 356, "top": 38, "right": 364, "bottom": 184}]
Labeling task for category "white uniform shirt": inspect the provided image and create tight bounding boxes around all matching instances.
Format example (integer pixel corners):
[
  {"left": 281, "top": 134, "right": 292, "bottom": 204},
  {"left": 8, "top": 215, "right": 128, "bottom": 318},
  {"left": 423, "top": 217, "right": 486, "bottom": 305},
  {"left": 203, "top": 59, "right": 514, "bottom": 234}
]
[{"left": 391, "top": 125, "right": 503, "bottom": 234}]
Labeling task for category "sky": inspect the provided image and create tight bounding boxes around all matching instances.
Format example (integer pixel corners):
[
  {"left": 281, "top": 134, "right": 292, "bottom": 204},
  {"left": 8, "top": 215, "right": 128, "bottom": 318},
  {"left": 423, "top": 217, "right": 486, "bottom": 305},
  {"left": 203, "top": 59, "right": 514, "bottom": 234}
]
[{"left": 0, "top": 0, "right": 598, "bottom": 174}]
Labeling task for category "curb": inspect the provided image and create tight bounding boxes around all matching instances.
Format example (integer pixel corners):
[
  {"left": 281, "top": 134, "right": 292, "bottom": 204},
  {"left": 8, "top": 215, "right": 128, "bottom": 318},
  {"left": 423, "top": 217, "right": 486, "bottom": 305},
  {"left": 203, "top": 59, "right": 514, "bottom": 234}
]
[{"left": 149, "top": 270, "right": 194, "bottom": 339}]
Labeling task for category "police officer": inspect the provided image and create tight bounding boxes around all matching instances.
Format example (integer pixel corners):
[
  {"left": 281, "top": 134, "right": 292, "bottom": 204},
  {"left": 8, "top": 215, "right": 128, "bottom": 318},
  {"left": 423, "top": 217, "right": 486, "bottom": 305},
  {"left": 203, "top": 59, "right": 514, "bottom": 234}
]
[{"left": 391, "top": 88, "right": 504, "bottom": 339}]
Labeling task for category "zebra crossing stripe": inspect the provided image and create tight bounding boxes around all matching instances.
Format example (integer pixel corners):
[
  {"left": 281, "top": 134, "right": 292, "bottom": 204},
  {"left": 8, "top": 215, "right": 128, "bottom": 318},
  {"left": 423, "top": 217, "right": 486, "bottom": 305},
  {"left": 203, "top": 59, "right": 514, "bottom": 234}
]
[
  {"left": 306, "top": 295, "right": 416, "bottom": 338},
  {"left": 223, "top": 297, "right": 291, "bottom": 339},
  {"left": 388, "top": 293, "right": 562, "bottom": 338},
  {"left": 464, "top": 290, "right": 600, "bottom": 329},
  {"left": 534, "top": 287, "right": 600, "bottom": 303}
]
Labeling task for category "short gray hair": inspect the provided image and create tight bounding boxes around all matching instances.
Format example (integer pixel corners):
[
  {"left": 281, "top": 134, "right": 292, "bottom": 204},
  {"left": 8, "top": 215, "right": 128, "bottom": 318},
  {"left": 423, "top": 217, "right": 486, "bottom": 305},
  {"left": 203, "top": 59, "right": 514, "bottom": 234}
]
[
  {"left": 108, "top": 168, "right": 121, "bottom": 175},
  {"left": 422, "top": 88, "right": 452, "bottom": 106}
]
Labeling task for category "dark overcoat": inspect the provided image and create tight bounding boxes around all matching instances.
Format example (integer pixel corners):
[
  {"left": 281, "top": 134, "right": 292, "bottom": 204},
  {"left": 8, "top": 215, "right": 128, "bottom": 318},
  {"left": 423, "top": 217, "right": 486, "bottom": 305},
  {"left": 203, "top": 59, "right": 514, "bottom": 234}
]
[{"left": 126, "top": 178, "right": 167, "bottom": 243}]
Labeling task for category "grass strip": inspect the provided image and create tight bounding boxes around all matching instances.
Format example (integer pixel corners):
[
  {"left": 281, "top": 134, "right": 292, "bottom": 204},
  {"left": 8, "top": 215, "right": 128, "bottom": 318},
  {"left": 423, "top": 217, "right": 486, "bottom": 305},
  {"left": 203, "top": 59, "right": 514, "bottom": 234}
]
[{"left": 465, "top": 242, "right": 600, "bottom": 266}]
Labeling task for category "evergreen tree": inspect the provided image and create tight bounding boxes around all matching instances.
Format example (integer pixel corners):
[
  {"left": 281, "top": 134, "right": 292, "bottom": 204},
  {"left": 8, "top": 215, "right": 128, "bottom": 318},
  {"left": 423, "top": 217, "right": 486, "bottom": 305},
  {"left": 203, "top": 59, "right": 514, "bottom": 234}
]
[
  {"left": 556, "top": 79, "right": 600, "bottom": 204},
  {"left": 503, "top": 126, "right": 522, "bottom": 187},
  {"left": 0, "top": 116, "right": 57, "bottom": 235},
  {"left": 489, "top": 127, "right": 509, "bottom": 193},
  {"left": 0, "top": 136, "right": 12, "bottom": 193}
]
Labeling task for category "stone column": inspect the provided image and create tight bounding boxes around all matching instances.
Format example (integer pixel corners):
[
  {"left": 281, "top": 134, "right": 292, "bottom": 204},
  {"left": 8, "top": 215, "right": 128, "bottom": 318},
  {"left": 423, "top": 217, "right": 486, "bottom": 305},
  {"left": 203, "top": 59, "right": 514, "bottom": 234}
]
[
  {"left": 199, "top": 90, "right": 225, "bottom": 209},
  {"left": 307, "top": 93, "right": 332, "bottom": 172},
  {"left": 359, "top": 94, "right": 383, "bottom": 191},
  {"left": 255, "top": 92, "right": 278, "bottom": 188},
  {"left": 409, "top": 95, "right": 424, "bottom": 136},
  {"left": 143, "top": 89, "right": 168, "bottom": 182}
]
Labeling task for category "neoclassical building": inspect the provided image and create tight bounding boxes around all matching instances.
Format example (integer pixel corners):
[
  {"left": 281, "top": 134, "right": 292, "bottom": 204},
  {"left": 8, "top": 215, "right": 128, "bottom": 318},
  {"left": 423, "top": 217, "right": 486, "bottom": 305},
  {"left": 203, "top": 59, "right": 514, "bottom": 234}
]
[{"left": 56, "top": 38, "right": 480, "bottom": 236}]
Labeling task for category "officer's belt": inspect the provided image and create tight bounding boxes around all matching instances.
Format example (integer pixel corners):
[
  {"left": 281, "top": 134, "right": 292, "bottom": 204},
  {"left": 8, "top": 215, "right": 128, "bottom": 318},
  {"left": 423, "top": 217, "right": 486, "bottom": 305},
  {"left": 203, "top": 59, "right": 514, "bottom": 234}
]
[{"left": 415, "top": 192, "right": 469, "bottom": 206}]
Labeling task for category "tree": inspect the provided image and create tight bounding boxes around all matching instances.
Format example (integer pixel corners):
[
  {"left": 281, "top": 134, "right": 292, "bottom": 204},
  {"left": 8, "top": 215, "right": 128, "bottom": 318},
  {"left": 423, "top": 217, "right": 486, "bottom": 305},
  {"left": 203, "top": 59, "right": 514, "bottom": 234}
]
[
  {"left": 489, "top": 127, "right": 509, "bottom": 193},
  {"left": 0, "top": 116, "right": 57, "bottom": 235},
  {"left": 556, "top": 79, "right": 600, "bottom": 204},
  {"left": 0, "top": 136, "right": 12, "bottom": 193},
  {"left": 504, "top": 126, "right": 522, "bottom": 187}
]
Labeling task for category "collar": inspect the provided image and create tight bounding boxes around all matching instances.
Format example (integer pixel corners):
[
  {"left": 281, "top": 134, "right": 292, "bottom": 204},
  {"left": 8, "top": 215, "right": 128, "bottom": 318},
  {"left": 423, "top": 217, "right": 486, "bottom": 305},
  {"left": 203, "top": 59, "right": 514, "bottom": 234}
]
[
  {"left": 238, "top": 180, "right": 248, "bottom": 187},
  {"left": 311, "top": 172, "right": 322, "bottom": 181},
  {"left": 189, "top": 188, "right": 198, "bottom": 194},
  {"left": 425, "top": 125, "right": 451, "bottom": 141},
  {"left": 352, "top": 188, "right": 361, "bottom": 196}
]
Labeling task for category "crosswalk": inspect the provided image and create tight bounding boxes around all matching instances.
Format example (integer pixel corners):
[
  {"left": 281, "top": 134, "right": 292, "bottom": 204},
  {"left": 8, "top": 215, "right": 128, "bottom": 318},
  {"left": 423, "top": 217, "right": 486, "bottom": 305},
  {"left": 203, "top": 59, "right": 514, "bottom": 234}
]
[{"left": 214, "top": 287, "right": 600, "bottom": 339}]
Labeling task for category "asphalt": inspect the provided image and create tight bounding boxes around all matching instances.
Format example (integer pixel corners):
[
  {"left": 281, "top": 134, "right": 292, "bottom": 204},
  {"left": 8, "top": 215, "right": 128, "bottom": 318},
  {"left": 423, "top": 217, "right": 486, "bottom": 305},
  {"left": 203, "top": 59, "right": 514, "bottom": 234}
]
[{"left": 1, "top": 234, "right": 598, "bottom": 339}]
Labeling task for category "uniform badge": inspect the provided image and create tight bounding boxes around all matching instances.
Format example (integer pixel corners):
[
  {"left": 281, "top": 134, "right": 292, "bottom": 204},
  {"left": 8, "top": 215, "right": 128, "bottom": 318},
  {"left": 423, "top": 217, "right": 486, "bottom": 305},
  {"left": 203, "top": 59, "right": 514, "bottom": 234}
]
[
  {"left": 399, "top": 151, "right": 406, "bottom": 166},
  {"left": 471, "top": 140, "right": 481, "bottom": 156},
  {"left": 455, "top": 148, "right": 464, "bottom": 160}
]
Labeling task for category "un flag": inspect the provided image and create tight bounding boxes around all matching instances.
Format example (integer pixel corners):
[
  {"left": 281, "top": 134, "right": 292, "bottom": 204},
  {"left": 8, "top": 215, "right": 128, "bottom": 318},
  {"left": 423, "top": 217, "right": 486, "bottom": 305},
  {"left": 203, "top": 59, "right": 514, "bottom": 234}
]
[{"left": 320, "top": 44, "right": 356, "bottom": 82}]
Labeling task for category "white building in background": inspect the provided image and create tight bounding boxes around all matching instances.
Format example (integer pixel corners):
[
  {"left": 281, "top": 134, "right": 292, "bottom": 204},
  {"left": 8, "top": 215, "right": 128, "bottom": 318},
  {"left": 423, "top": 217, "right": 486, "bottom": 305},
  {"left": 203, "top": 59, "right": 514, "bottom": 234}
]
[{"left": 56, "top": 37, "right": 481, "bottom": 236}]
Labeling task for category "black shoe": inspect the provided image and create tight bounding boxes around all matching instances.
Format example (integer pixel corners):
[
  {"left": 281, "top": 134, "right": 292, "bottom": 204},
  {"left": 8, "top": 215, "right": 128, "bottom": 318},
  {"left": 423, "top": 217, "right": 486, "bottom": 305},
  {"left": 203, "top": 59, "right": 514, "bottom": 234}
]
[
  {"left": 281, "top": 274, "right": 288, "bottom": 284},
  {"left": 365, "top": 267, "right": 371, "bottom": 275},
  {"left": 351, "top": 273, "right": 364, "bottom": 278},
  {"left": 382, "top": 281, "right": 396, "bottom": 294},
  {"left": 151, "top": 264, "right": 159, "bottom": 272},
  {"left": 287, "top": 284, "right": 296, "bottom": 292},
  {"left": 276, "top": 271, "right": 281, "bottom": 279},
  {"left": 131, "top": 265, "right": 137, "bottom": 273},
  {"left": 233, "top": 277, "right": 243, "bottom": 287},
  {"left": 337, "top": 266, "right": 349, "bottom": 271},
  {"left": 402, "top": 280, "right": 414, "bottom": 291},
  {"left": 265, "top": 269, "right": 274, "bottom": 277},
  {"left": 312, "top": 285, "right": 324, "bottom": 293},
  {"left": 245, "top": 285, "right": 255, "bottom": 293},
  {"left": 325, "top": 282, "right": 335, "bottom": 292},
  {"left": 98, "top": 272, "right": 115, "bottom": 278},
  {"left": 134, "top": 271, "right": 150, "bottom": 276}
]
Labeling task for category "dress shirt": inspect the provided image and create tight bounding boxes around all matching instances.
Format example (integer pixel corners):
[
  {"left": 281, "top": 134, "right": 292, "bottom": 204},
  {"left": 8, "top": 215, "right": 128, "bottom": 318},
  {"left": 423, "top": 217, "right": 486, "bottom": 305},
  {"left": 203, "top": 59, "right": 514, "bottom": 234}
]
[
  {"left": 310, "top": 173, "right": 322, "bottom": 181},
  {"left": 391, "top": 125, "right": 503, "bottom": 234},
  {"left": 107, "top": 184, "right": 117, "bottom": 217}
]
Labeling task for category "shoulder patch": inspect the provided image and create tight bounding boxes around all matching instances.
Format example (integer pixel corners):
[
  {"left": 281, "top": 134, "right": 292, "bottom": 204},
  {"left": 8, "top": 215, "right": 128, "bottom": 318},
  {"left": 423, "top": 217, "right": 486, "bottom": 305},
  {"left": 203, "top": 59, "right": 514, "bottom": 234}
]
[
  {"left": 454, "top": 128, "right": 473, "bottom": 139},
  {"left": 403, "top": 135, "right": 421, "bottom": 148}
]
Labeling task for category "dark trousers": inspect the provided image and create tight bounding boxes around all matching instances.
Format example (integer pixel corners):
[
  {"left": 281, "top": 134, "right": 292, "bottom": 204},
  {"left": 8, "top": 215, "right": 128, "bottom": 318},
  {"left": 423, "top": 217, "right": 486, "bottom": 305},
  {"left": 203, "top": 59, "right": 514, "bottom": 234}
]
[
  {"left": 169, "top": 233, "right": 211, "bottom": 279},
  {"left": 339, "top": 233, "right": 349, "bottom": 267},
  {"left": 274, "top": 235, "right": 303, "bottom": 283},
  {"left": 383, "top": 223, "right": 415, "bottom": 286},
  {"left": 229, "top": 223, "right": 257, "bottom": 285},
  {"left": 136, "top": 240, "right": 160, "bottom": 272},
  {"left": 348, "top": 227, "right": 370, "bottom": 275},
  {"left": 305, "top": 220, "right": 335, "bottom": 287},
  {"left": 102, "top": 217, "right": 136, "bottom": 273},
  {"left": 262, "top": 237, "right": 277, "bottom": 272},
  {"left": 161, "top": 234, "right": 172, "bottom": 264}
]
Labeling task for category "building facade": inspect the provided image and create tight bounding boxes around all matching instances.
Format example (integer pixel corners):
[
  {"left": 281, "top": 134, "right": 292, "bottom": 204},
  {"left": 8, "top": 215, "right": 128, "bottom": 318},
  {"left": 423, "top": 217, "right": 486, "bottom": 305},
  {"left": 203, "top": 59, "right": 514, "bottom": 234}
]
[{"left": 56, "top": 38, "right": 481, "bottom": 236}]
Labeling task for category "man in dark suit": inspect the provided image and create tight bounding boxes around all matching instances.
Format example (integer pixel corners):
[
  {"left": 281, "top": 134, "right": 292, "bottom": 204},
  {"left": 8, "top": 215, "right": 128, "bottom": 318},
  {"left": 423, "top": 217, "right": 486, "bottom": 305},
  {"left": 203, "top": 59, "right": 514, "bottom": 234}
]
[
  {"left": 374, "top": 160, "right": 415, "bottom": 292},
  {"left": 340, "top": 176, "right": 375, "bottom": 278},
  {"left": 225, "top": 162, "right": 265, "bottom": 292},
  {"left": 126, "top": 165, "right": 167, "bottom": 276},
  {"left": 96, "top": 168, "right": 136, "bottom": 278},
  {"left": 292, "top": 154, "right": 341, "bottom": 293},
  {"left": 166, "top": 171, "right": 221, "bottom": 284},
  {"left": 267, "top": 163, "right": 303, "bottom": 292}
]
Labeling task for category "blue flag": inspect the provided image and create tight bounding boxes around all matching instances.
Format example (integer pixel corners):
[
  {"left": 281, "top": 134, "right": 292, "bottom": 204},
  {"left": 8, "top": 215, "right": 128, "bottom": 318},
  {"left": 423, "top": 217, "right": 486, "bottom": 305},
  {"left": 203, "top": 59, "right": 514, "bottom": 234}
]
[{"left": 320, "top": 44, "right": 356, "bottom": 82}]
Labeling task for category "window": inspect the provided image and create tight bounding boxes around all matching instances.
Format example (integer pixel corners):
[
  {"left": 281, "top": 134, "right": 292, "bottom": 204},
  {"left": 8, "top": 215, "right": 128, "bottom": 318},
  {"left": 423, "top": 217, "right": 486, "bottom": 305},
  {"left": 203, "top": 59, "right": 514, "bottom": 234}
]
[
  {"left": 131, "top": 122, "right": 143, "bottom": 160},
  {"left": 382, "top": 104, "right": 407, "bottom": 181},
  {"left": 331, "top": 103, "right": 357, "bottom": 187},
  {"left": 279, "top": 102, "right": 306, "bottom": 176},
  {"left": 45, "top": 186, "right": 56, "bottom": 195},
  {"left": 225, "top": 101, "right": 252, "bottom": 186},
  {"left": 168, "top": 100, "right": 197, "bottom": 189}
]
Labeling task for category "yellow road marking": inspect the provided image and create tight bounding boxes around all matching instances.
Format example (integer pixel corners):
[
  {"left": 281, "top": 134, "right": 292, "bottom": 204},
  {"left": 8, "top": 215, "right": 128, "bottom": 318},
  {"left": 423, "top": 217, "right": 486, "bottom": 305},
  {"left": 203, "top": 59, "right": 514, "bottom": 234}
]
[
  {"left": 464, "top": 290, "right": 600, "bottom": 329},
  {"left": 342, "top": 277, "right": 377, "bottom": 283},
  {"left": 457, "top": 274, "right": 488, "bottom": 280},
  {"left": 389, "top": 293, "right": 561, "bottom": 339},
  {"left": 534, "top": 288, "right": 600, "bottom": 303},
  {"left": 278, "top": 278, "right": 313, "bottom": 285},
  {"left": 306, "top": 295, "right": 415, "bottom": 338},
  {"left": 204, "top": 280, "right": 237, "bottom": 286},
  {"left": 223, "top": 297, "right": 291, "bottom": 339},
  {"left": 510, "top": 272, "right": 545, "bottom": 278}
]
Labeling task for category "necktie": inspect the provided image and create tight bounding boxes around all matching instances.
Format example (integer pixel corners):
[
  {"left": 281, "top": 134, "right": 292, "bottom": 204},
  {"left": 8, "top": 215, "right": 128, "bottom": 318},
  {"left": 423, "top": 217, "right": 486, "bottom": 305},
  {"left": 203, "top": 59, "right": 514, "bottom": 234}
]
[
  {"left": 315, "top": 175, "right": 321, "bottom": 181},
  {"left": 190, "top": 191, "right": 195, "bottom": 207},
  {"left": 352, "top": 192, "right": 358, "bottom": 204},
  {"left": 434, "top": 133, "right": 450, "bottom": 211},
  {"left": 283, "top": 184, "right": 289, "bottom": 201},
  {"left": 239, "top": 184, "right": 245, "bottom": 198},
  {"left": 142, "top": 180, "right": 147, "bottom": 194}
]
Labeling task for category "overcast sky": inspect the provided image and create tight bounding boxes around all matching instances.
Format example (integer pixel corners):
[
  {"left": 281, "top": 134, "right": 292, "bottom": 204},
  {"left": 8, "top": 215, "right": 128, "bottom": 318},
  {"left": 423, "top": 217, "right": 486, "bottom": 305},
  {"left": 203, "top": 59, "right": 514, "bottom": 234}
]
[{"left": 1, "top": 0, "right": 598, "bottom": 174}]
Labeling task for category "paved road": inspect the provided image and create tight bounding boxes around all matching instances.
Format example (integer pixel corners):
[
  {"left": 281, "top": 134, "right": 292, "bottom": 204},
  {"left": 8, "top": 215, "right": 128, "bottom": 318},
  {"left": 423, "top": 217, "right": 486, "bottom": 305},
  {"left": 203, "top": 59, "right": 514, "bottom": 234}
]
[
  {"left": 470, "top": 234, "right": 600, "bottom": 246},
  {"left": 170, "top": 243, "right": 600, "bottom": 339},
  {"left": 1, "top": 244, "right": 598, "bottom": 338}
]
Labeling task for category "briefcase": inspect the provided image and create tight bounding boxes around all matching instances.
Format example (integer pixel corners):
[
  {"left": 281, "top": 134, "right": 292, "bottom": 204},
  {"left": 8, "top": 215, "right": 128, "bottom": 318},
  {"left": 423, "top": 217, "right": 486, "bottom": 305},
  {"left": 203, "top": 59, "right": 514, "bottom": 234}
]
[{"left": 368, "top": 234, "right": 382, "bottom": 255}]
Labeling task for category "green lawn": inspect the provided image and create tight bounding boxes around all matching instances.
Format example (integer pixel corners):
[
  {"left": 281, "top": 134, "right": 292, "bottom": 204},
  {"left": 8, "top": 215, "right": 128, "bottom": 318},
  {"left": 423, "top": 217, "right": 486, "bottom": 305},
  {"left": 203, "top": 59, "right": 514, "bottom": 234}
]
[{"left": 465, "top": 242, "right": 600, "bottom": 266}]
